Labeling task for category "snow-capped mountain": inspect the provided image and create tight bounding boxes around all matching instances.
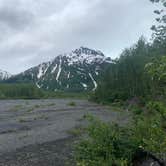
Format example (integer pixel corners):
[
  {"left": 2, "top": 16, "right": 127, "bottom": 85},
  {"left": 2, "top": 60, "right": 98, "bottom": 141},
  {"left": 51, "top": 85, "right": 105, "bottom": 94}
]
[
  {"left": 6, "top": 47, "right": 112, "bottom": 92},
  {"left": 0, "top": 69, "right": 11, "bottom": 80}
]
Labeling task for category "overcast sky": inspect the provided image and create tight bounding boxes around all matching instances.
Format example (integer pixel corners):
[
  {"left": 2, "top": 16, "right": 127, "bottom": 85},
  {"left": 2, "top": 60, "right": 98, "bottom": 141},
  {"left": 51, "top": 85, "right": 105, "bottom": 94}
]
[{"left": 0, "top": 0, "right": 156, "bottom": 74}]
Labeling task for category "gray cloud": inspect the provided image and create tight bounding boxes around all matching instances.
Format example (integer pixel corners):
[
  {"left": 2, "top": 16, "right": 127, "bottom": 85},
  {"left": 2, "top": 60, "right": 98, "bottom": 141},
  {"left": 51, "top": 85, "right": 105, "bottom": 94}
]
[
  {"left": 0, "top": 7, "right": 34, "bottom": 30},
  {"left": 0, "top": 0, "right": 156, "bottom": 74}
]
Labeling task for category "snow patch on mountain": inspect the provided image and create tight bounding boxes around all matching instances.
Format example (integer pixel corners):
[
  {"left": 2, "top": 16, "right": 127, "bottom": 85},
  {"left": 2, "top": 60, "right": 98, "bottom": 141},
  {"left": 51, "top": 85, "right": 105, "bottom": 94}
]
[
  {"left": 81, "top": 83, "right": 88, "bottom": 89},
  {"left": 89, "top": 73, "right": 97, "bottom": 91},
  {"left": 95, "top": 71, "right": 99, "bottom": 75},
  {"left": 51, "top": 64, "right": 57, "bottom": 73},
  {"left": 56, "top": 57, "right": 62, "bottom": 82},
  {"left": 36, "top": 82, "right": 41, "bottom": 89},
  {"left": 67, "top": 72, "right": 70, "bottom": 79},
  {"left": 37, "top": 63, "right": 50, "bottom": 79}
]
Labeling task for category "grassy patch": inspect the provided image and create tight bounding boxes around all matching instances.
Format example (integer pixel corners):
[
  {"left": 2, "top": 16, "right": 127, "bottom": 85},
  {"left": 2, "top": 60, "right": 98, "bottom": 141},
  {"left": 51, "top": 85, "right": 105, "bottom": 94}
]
[
  {"left": 34, "top": 104, "right": 40, "bottom": 108},
  {"left": 27, "top": 107, "right": 34, "bottom": 112},
  {"left": 108, "top": 105, "right": 123, "bottom": 112},
  {"left": 47, "top": 103, "right": 56, "bottom": 106},
  {"left": 68, "top": 127, "right": 86, "bottom": 137},
  {"left": 10, "top": 105, "right": 23, "bottom": 111},
  {"left": 44, "top": 91, "right": 90, "bottom": 99},
  {"left": 68, "top": 101, "right": 76, "bottom": 106},
  {"left": 34, "top": 114, "right": 49, "bottom": 120},
  {"left": 18, "top": 118, "right": 29, "bottom": 123}
]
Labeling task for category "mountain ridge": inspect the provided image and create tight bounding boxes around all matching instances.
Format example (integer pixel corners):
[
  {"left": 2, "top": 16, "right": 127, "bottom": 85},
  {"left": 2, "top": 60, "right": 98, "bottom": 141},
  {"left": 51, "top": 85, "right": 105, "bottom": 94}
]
[{"left": 5, "top": 47, "right": 112, "bottom": 92}]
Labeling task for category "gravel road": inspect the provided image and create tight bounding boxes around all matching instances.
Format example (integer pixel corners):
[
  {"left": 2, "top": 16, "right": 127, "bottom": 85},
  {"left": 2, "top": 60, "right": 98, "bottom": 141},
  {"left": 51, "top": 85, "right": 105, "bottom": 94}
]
[{"left": 0, "top": 99, "right": 129, "bottom": 166}]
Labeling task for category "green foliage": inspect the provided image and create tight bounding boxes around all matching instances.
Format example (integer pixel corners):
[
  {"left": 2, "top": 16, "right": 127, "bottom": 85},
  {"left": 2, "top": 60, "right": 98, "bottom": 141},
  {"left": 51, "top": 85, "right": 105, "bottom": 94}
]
[
  {"left": 133, "top": 115, "right": 166, "bottom": 160},
  {"left": 145, "top": 56, "right": 166, "bottom": 82},
  {"left": 145, "top": 56, "right": 166, "bottom": 96},
  {"left": 146, "top": 101, "right": 166, "bottom": 128},
  {"left": 0, "top": 83, "right": 44, "bottom": 99},
  {"left": 75, "top": 113, "right": 166, "bottom": 165},
  {"left": 75, "top": 117, "right": 136, "bottom": 166}
]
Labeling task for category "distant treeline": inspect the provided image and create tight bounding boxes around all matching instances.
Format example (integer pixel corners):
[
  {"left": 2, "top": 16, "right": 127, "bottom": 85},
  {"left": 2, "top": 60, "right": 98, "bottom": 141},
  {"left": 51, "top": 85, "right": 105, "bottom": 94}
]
[
  {"left": 0, "top": 84, "right": 44, "bottom": 99},
  {"left": 0, "top": 83, "right": 89, "bottom": 99}
]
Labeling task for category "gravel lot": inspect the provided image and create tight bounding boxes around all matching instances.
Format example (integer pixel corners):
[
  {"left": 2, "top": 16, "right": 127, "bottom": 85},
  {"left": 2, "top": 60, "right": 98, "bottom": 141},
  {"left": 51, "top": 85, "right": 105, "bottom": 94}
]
[{"left": 0, "top": 99, "right": 129, "bottom": 166}]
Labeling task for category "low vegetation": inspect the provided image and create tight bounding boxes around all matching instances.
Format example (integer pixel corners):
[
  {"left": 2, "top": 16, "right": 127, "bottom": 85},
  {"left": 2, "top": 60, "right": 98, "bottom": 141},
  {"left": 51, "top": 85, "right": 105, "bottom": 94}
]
[
  {"left": 75, "top": 106, "right": 166, "bottom": 165},
  {"left": 10, "top": 104, "right": 23, "bottom": 111},
  {"left": 68, "top": 127, "right": 86, "bottom": 137},
  {"left": 68, "top": 101, "right": 76, "bottom": 106}
]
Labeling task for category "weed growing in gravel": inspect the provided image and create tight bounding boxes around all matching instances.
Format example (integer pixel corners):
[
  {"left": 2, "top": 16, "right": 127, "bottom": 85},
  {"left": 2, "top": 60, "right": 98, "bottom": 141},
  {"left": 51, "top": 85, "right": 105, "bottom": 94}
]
[
  {"left": 68, "top": 101, "right": 76, "bottom": 106},
  {"left": 68, "top": 127, "right": 86, "bottom": 137},
  {"left": 34, "top": 104, "right": 40, "bottom": 108},
  {"left": 10, "top": 105, "right": 23, "bottom": 111},
  {"left": 18, "top": 118, "right": 29, "bottom": 123},
  {"left": 25, "top": 101, "right": 29, "bottom": 105},
  {"left": 47, "top": 103, "right": 56, "bottom": 106},
  {"left": 27, "top": 107, "right": 34, "bottom": 112},
  {"left": 33, "top": 114, "right": 49, "bottom": 121}
]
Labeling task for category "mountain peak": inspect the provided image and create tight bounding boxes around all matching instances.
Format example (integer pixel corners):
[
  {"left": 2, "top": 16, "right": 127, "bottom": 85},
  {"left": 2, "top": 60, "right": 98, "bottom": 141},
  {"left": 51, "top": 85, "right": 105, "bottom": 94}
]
[
  {"left": 73, "top": 46, "right": 104, "bottom": 57},
  {"left": 57, "top": 46, "right": 110, "bottom": 66}
]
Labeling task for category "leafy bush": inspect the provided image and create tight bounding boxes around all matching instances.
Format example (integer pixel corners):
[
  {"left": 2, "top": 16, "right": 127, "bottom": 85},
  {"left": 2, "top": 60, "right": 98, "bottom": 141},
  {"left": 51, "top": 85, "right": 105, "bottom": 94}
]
[
  {"left": 133, "top": 115, "right": 166, "bottom": 160},
  {"left": 75, "top": 116, "right": 137, "bottom": 166},
  {"left": 75, "top": 114, "right": 166, "bottom": 165}
]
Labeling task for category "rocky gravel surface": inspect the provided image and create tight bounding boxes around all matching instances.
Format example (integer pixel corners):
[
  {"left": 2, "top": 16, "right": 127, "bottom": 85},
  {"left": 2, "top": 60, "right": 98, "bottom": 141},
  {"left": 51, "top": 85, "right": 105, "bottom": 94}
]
[{"left": 0, "top": 99, "right": 129, "bottom": 166}]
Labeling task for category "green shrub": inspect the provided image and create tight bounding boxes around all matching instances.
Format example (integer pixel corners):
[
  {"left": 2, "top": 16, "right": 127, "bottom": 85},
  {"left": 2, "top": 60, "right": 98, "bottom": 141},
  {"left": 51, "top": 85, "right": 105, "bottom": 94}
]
[
  {"left": 75, "top": 115, "right": 166, "bottom": 165},
  {"left": 133, "top": 115, "right": 166, "bottom": 160},
  {"left": 75, "top": 116, "right": 138, "bottom": 166},
  {"left": 131, "top": 105, "right": 143, "bottom": 116}
]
